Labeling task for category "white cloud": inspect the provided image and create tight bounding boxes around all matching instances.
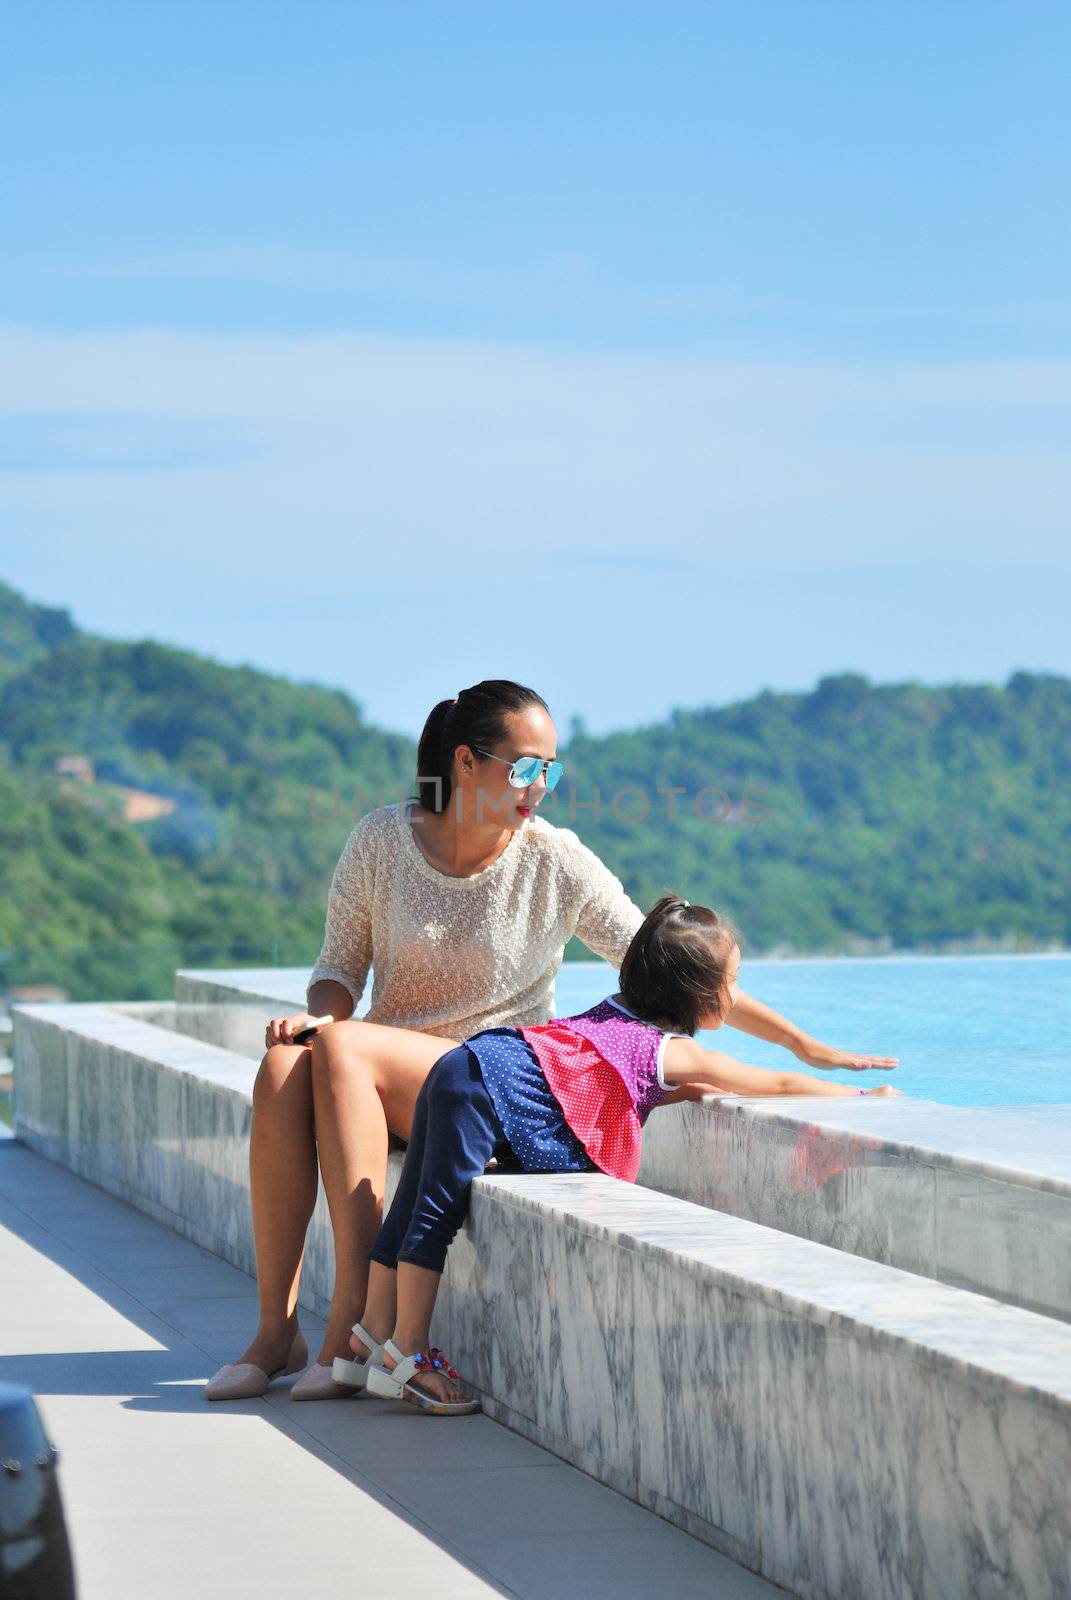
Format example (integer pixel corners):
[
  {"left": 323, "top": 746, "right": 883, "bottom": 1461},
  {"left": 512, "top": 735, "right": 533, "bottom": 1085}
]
[
  {"left": 6, "top": 247, "right": 764, "bottom": 322},
  {"left": 0, "top": 323, "right": 1068, "bottom": 588}
]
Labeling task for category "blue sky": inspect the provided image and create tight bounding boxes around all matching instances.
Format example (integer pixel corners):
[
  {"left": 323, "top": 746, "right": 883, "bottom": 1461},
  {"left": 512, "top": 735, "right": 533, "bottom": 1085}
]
[{"left": 1, "top": 1, "right": 1068, "bottom": 737}]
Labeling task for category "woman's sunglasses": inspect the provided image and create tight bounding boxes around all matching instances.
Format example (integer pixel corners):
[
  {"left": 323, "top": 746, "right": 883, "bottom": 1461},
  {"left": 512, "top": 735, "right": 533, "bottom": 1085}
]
[{"left": 474, "top": 748, "right": 565, "bottom": 791}]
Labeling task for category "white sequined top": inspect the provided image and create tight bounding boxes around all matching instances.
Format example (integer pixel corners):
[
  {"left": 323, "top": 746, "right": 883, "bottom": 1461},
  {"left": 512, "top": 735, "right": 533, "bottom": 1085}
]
[{"left": 307, "top": 801, "right": 644, "bottom": 1039}]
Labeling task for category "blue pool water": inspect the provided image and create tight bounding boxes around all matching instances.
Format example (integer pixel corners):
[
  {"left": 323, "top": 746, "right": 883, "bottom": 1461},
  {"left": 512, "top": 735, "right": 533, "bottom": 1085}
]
[{"left": 554, "top": 953, "right": 1071, "bottom": 1109}]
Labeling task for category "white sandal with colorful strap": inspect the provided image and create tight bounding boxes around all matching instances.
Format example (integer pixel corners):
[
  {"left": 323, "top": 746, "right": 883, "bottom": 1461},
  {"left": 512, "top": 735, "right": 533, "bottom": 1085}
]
[
  {"left": 366, "top": 1340, "right": 480, "bottom": 1415},
  {"left": 330, "top": 1320, "right": 387, "bottom": 1389}
]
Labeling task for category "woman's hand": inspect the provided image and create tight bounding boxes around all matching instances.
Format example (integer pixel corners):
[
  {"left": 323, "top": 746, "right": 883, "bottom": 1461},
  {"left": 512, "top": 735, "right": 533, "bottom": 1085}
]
[
  {"left": 793, "top": 1037, "right": 900, "bottom": 1073},
  {"left": 265, "top": 1011, "right": 323, "bottom": 1048}
]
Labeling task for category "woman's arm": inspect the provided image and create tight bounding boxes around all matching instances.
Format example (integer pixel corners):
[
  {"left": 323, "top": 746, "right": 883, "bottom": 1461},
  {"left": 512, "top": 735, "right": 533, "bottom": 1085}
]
[
  {"left": 662, "top": 1037, "right": 884, "bottom": 1099},
  {"left": 725, "top": 990, "right": 899, "bottom": 1074},
  {"left": 305, "top": 822, "right": 375, "bottom": 1018},
  {"left": 566, "top": 834, "right": 645, "bottom": 965},
  {"left": 307, "top": 978, "right": 356, "bottom": 1023}
]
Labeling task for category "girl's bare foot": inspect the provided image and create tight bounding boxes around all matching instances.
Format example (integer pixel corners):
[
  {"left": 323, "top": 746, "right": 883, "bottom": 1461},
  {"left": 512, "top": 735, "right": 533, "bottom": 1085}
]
[{"left": 385, "top": 1343, "right": 475, "bottom": 1408}]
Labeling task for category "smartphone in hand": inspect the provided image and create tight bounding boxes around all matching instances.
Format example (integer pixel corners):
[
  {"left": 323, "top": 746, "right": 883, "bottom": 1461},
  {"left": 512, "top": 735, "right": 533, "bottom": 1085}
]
[{"left": 292, "top": 1014, "right": 335, "bottom": 1045}]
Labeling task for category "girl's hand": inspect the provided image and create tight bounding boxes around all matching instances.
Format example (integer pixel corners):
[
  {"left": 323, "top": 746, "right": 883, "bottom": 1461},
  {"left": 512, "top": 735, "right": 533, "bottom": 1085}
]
[
  {"left": 794, "top": 1038, "right": 900, "bottom": 1073},
  {"left": 863, "top": 1084, "right": 903, "bottom": 1097},
  {"left": 265, "top": 1011, "right": 320, "bottom": 1048},
  {"left": 663, "top": 1081, "right": 732, "bottom": 1105}
]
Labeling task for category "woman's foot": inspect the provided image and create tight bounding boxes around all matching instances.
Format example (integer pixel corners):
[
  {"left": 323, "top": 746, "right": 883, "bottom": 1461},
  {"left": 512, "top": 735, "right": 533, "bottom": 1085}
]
[
  {"left": 314, "top": 1305, "right": 377, "bottom": 1370},
  {"left": 205, "top": 1324, "right": 307, "bottom": 1401},
  {"left": 290, "top": 1361, "right": 363, "bottom": 1401},
  {"left": 235, "top": 1317, "right": 303, "bottom": 1378}
]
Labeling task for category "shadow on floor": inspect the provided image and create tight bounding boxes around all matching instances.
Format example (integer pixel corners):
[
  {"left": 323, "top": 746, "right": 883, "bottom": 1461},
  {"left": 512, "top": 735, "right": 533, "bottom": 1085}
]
[{"left": 0, "top": 1141, "right": 777, "bottom": 1600}]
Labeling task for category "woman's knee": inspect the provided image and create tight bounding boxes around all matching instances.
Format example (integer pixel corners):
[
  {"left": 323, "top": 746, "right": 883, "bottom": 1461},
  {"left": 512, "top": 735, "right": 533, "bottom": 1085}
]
[
  {"left": 309, "top": 1019, "right": 375, "bottom": 1090},
  {"left": 253, "top": 1043, "right": 311, "bottom": 1113}
]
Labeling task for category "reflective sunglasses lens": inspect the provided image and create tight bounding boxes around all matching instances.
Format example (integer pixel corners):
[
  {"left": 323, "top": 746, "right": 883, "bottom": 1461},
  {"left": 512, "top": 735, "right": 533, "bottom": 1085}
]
[
  {"left": 510, "top": 756, "right": 543, "bottom": 787},
  {"left": 545, "top": 761, "right": 564, "bottom": 791}
]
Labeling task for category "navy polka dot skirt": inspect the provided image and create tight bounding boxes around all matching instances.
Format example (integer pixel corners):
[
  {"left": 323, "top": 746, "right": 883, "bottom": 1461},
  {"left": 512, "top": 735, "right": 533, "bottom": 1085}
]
[{"left": 465, "top": 1027, "right": 596, "bottom": 1174}]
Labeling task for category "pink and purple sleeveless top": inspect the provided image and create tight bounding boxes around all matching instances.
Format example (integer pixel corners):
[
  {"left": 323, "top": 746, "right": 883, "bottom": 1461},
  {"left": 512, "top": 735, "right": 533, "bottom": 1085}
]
[{"left": 466, "top": 995, "right": 684, "bottom": 1183}]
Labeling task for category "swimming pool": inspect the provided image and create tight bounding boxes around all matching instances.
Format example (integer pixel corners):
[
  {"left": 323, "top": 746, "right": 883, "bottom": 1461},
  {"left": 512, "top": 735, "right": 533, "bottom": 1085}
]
[{"left": 554, "top": 952, "right": 1071, "bottom": 1108}]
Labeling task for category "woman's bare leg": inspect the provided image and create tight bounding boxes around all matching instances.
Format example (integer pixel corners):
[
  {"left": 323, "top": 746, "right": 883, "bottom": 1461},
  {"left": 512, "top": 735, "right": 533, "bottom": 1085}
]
[
  {"left": 235, "top": 1042, "right": 317, "bottom": 1373},
  {"left": 309, "top": 1020, "right": 458, "bottom": 1367}
]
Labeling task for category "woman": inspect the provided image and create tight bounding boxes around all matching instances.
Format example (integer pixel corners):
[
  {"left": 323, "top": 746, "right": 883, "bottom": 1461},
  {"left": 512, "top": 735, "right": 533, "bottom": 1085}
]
[{"left": 206, "top": 679, "right": 897, "bottom": 1400}]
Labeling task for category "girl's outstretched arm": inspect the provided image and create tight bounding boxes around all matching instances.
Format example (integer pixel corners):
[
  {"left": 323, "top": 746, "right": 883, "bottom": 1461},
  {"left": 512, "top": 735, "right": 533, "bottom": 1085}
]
[
  {"left": 724, "top": 990, "right": 899, "bottom": 1074},
  {"left": 661, "top": 1037, "right": 900, "bottom": 1099}
]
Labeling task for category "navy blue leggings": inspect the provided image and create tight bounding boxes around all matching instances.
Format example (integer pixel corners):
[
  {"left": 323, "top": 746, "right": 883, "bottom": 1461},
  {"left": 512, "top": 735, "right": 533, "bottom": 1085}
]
[{"left": 369, "top": 1045, "right": 506, "bottom": 1274}]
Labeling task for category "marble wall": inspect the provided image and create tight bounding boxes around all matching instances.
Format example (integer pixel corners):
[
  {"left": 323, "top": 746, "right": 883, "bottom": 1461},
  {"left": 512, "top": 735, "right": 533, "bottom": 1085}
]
[
  {"left": 13, "top": 1003, "right": 413, "bottom": 1324},
  {"left": 639, "top": 1094, "right": 1071, "bottom": 1322},
  {"left": 13, "top": 1000, "right": 1071, "bottom": 1599},
  {"left": 15, "top": 1003, "right": 326, "bottom": 1309},
  {"left": 115, "top": 998, "right": 275, "bottom": 1063},
  {"left": 444, "top": 1173, "right": 1071, "bottom": 1600}
]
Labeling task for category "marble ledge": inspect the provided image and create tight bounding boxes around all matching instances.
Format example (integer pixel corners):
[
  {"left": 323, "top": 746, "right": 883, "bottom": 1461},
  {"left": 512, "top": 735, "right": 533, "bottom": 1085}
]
[
  {"left": 173, "top": 967, "right": 1071, "bottom": 1193},
  {"left": 13, "top": 1003, "right": 257, "bottom": 1096},
  {"left": 448, "top": 1175, "right": 1071, "bottom": 1600},
  {"left": 638, "top": 1090, "right": 1071, "bottom": 1323},
  {"left": 477, "top": 1173, "right": 1071, "bottom": 1415},
  {"left": 175, "top": 966, "right": 311, "bottom": 1007},
  {"left": 703, "top": 1093, "right": 1071, "bottom": 1192}
]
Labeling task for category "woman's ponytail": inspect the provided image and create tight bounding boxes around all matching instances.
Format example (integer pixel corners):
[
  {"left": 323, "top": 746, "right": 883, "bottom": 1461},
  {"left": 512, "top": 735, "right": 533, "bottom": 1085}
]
[{"left": 415, "top": 698, "right": 459, "bottom": 814}]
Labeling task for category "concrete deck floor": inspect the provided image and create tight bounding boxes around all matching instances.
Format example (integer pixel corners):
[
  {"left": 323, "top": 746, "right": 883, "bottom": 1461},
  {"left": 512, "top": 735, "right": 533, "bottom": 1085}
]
[{"left": 0, "top": 1139, "right": 786, "bottom": 1600}]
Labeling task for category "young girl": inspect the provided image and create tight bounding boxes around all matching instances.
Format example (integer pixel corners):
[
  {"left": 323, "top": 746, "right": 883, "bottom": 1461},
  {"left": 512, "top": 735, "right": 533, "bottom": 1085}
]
[{"left": 332, "top": 895, "right": 902, "bottom": 1414}]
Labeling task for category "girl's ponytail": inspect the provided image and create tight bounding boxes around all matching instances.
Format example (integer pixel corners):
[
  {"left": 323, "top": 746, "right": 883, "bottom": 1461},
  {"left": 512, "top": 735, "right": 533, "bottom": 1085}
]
[
  {"left": 619, "top": 892, "right": 739, "bottom": 1035},
  {"left": 647, "top": 893, "right": 692, "bottom": 922}
]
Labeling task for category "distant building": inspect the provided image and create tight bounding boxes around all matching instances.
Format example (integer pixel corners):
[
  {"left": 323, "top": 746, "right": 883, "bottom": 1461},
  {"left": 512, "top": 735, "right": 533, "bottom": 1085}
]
[
  {"left": 52, "top": 756, "right": 177, "bottom": 822},
  {"left": 54, "top": 755, "right": 95, "bottom": 782}
]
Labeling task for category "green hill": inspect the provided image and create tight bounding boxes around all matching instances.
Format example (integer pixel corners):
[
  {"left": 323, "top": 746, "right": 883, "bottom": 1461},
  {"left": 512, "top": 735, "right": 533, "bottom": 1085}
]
[
  {"left": 559, "top": 671, "right": 1071, "bottom": 955},
  {"left": 0, "top": 604, "right": 414, "bottom": 998},
  {"left": 0, "top": 578, "right": 1067, "bottom": 1000},
  {"left": 0, "top": 580, "right": 80, "bottom": 687}
]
